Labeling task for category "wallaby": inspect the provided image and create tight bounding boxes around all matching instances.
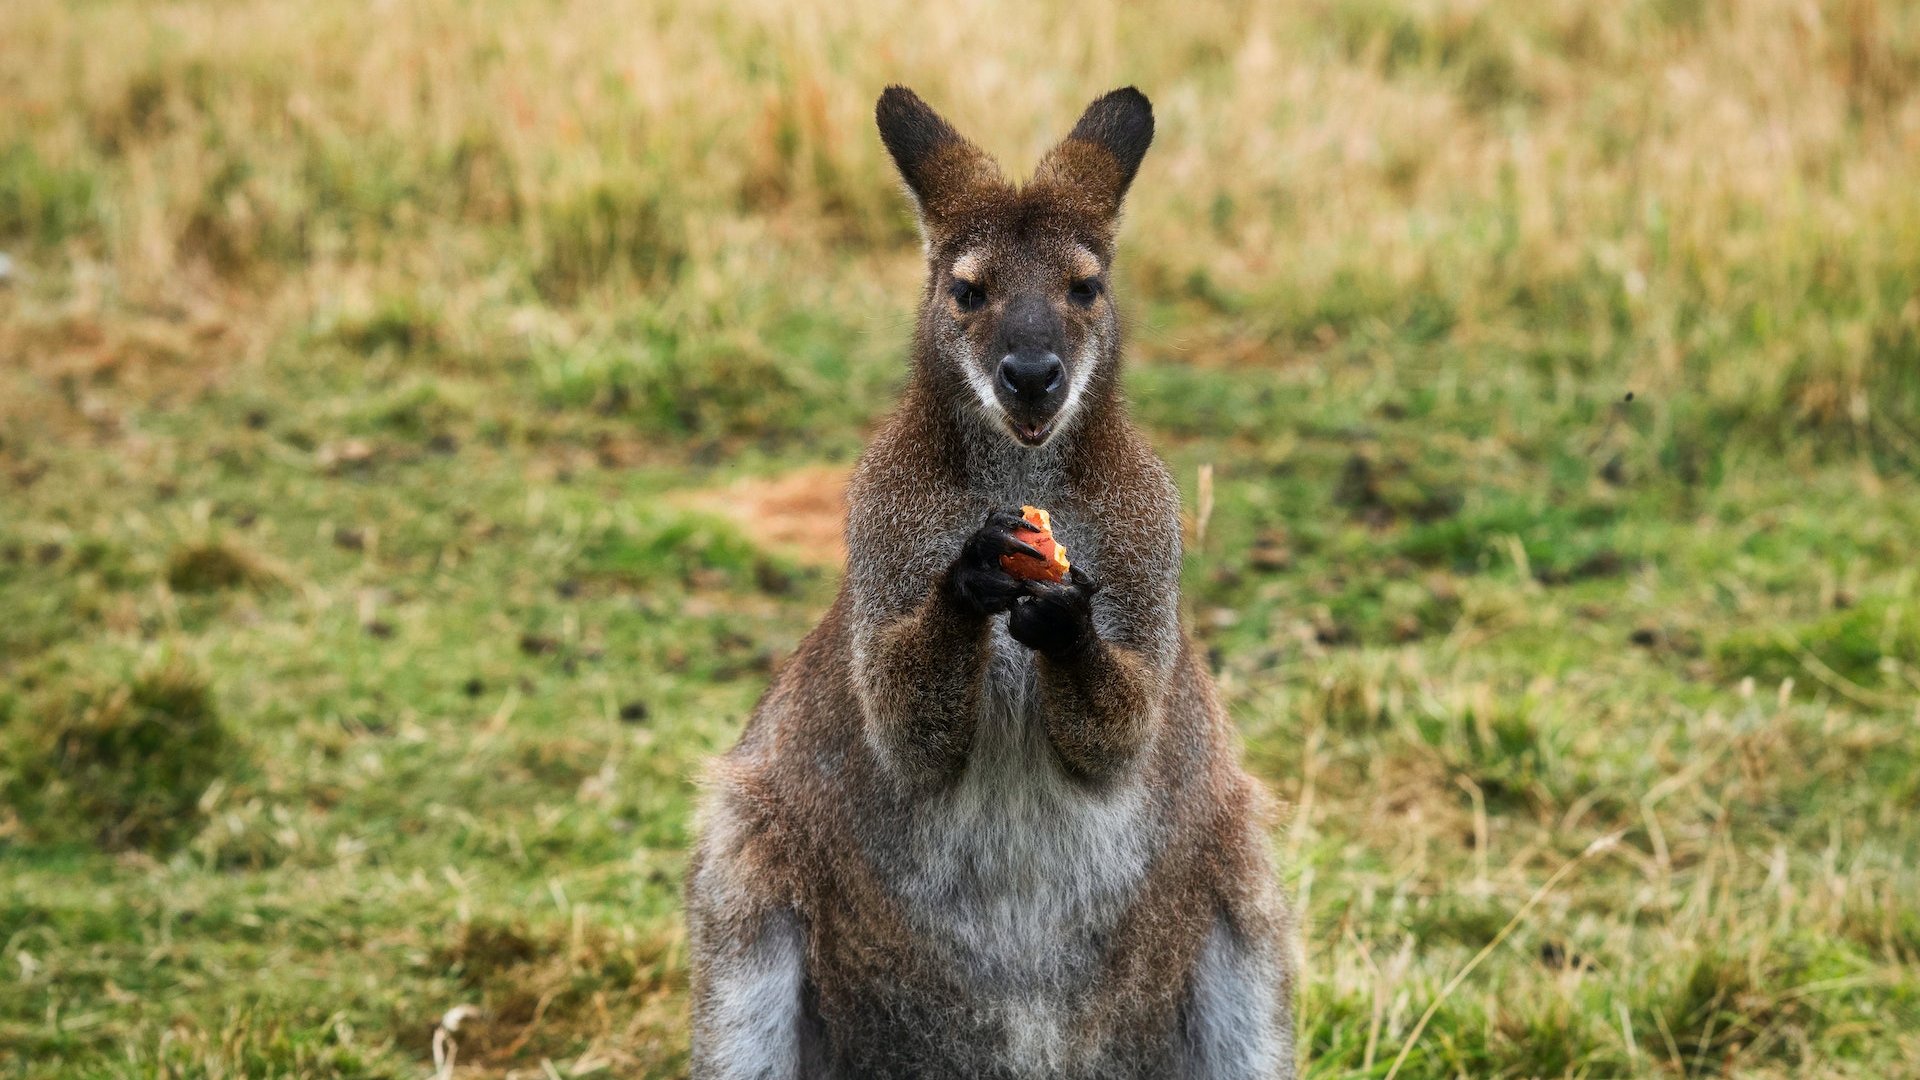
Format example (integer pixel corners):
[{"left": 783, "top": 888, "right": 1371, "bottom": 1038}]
[{"left": 685, "top": 85, "right": 1296, "bottom": 1079}]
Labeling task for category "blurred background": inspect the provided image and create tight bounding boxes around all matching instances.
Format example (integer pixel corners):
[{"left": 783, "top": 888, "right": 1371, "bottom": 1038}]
[{"left": 3, "top": 0, "right": 1919, "bottom": 1076}]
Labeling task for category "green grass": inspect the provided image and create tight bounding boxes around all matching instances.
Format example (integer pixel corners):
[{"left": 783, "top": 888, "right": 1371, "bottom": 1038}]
[{"left": 4, "top": 0, "right": 1920, "bottom": 1075}]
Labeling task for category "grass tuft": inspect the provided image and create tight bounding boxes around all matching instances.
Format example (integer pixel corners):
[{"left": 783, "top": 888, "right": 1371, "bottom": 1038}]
[
  {"left": 1, "top": 658, "right": 235, "bottom": 852},
  {"left": 165, "top": 538, "right": 282, "bottom": 594},
  {"left": 1717, "top": 595, "right": 1920, "bottom": 693},
  {"left": 0, "top": 143, "right": 97, "bottom": 247}
]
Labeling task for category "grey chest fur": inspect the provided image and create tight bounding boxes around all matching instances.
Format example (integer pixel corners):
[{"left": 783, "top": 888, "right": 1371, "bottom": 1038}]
[{"left": 890, "top": 620, "right": 1152, "bottom": 1066}]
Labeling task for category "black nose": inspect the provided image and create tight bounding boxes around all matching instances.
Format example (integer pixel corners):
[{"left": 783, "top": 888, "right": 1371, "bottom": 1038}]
[{"left": 997, "top": 351, "right": 1064, "bottom": 402}]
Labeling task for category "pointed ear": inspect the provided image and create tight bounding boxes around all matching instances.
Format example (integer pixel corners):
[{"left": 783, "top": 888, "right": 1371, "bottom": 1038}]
[
  {"left": 1033, "top": 87, "right": 1154, "bottom": 221},
  {"left": 875, "top": 86, "right": 1001, "bottom": 232}
]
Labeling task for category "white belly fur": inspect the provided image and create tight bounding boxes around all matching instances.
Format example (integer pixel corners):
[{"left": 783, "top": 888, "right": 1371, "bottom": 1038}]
[{"left": 898, "top": 624, "right": 1153, "bottom": 1066}]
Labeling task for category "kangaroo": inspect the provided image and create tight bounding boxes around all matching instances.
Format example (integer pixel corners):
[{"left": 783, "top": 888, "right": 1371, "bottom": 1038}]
[{"left": 685, "top": 85, "right": 1295, "bottom": 1079}]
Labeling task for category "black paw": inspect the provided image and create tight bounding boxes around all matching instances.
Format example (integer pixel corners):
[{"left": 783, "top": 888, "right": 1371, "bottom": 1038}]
[
  {"left": 1008, "top": 566, "right": 1099, "bottom": 660},
  {"left": 948, "top": 508, "right": 1049, "bottom": 616}
]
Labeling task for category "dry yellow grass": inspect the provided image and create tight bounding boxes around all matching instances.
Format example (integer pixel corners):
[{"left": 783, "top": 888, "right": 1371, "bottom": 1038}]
[{"left": 5, "top": 0, "right": 1918, "bottom": 426}]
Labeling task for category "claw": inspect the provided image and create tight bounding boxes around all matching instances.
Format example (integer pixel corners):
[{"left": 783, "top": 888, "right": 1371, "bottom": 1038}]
[
  {"left": 970, "top": 508, "right": 1049, "bottom": 563},
  {"left": 1003, "top": 538, "right": 1047, "bottom": 561},
  {"left": 984, "top": 513, "right": 1032, "bottom": 538},
  {"left": 952, "top": 506, "right": 1059, "bottom": 616},
  {"left": 1019, "top": 568, "right": 1096, "bottom": 600}
]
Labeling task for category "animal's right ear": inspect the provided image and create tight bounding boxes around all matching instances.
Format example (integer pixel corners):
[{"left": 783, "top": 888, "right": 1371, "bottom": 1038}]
[{"left": 876, "top": 86, "right": 1001, "bottom": 234}]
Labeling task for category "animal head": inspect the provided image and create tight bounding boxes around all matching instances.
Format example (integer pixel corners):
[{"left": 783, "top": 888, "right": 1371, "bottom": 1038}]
[{"left": 876, "top": 86, "right": 1153, "bottom": 448}]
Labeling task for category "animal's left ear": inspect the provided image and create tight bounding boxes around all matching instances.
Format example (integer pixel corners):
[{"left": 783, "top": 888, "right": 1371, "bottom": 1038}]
[{"left": 1033, "top": 87, "right": 1154, "bottom": 221}]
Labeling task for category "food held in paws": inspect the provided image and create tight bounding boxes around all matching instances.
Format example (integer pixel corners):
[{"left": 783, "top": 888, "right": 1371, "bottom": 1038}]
[{"left": 1000, "top": 505, "right": 1071, "bottom": 583}]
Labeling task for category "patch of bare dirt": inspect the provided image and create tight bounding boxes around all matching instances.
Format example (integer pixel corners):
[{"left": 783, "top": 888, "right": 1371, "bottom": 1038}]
[{"left": 681, "top": 464, "right": 850, "bottom": 567}]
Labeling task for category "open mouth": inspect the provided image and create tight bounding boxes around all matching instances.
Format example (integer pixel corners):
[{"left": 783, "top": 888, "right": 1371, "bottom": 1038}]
[{"left": 1007, "top": 417, "right": 1055, "bottom": 446}]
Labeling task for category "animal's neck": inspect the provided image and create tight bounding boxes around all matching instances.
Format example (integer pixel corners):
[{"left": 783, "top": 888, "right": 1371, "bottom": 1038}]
[{"left": 955, "top": 410, "right": 1066, "bottom": 496}]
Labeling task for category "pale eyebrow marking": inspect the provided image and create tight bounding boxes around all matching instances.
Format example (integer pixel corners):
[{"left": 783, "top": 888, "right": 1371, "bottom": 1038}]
[
  {"left": 1068, "top": 246, "right": 1101, "bottom": 279},
  {"left": 952, "top": 250, "right": 985, "bottom": 281}
]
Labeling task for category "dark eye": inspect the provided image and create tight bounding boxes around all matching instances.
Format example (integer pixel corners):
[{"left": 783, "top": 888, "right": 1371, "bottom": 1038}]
[
  {"left": 1068, "top": 277, "right": 1102, "bottom": 306},
  {"left": 951, "top": 279, "right": 987, "bottom": 312}
]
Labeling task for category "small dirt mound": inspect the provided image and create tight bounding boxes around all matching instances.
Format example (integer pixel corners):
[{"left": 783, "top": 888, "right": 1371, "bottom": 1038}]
[
  {"left": 681, "top": 465, "right": 849, "bottom": 568},
  {"left": 164, "top": 538, "right": 281, "bottom": 593},
  {"left": 1, "top": 658, "right": 236, "bottom": 851}
]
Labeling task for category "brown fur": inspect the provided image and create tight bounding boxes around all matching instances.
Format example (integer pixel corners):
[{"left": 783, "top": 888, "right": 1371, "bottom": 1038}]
[{"left": 686, "top": 86, "right": 1295, "bottom": 1079}]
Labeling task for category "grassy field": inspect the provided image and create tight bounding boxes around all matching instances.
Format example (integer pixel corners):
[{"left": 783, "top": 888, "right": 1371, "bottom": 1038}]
[{"left": 4, "top": 0, "right": 1920, "bottom": 1076}]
